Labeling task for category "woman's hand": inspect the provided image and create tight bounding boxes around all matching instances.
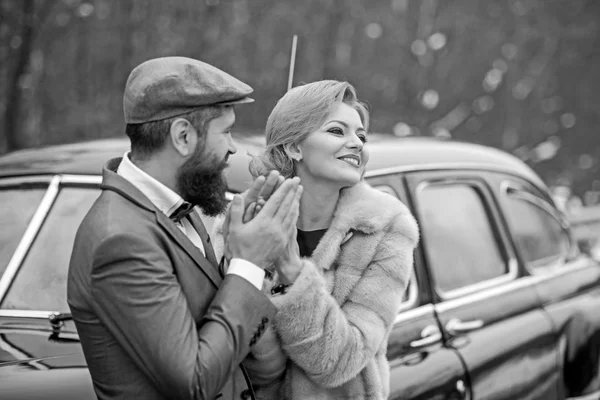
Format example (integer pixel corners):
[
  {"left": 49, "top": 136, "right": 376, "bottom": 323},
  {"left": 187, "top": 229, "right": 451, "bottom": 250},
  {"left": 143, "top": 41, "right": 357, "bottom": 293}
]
[{"left": 273, "top": 229, "right": 302, "bottom": 285}]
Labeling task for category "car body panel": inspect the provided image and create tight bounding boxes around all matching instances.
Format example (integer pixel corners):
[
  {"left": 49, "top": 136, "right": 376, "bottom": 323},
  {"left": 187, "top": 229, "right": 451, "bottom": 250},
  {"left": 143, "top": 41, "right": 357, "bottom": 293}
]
[
  {"left": 406, "top": 170, "right": 562, "bottom": 400},
  {"left": 387, "top": 305, "right": 469, "bottom": 400},
  {"left": 1, "top": 135, "right": 600, "bottom": 399},
  {"left": 0, "top": 315, "right": 95, "bottom": 399},
  {"left": 532, "top": 260, "right": 600, "bottom": 397}
]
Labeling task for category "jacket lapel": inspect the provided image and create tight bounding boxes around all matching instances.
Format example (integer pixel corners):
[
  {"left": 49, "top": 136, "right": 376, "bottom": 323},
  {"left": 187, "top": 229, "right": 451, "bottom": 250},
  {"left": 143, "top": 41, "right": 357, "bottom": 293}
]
[
  {"left": 155, "top": 212, "right": 222, "bottom": 288},
  {"left": 102, "top": 158, "right": 223, "bottom": 289}
]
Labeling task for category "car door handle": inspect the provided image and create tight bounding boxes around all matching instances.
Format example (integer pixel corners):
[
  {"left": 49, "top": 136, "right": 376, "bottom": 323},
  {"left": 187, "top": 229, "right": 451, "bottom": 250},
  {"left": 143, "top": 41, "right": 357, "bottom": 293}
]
[
  {"left": 410, "top": 325, "right": 443, "bottom": 348},
  {"left": 445, "top": 318, "right": 484, "bottom": 335}
]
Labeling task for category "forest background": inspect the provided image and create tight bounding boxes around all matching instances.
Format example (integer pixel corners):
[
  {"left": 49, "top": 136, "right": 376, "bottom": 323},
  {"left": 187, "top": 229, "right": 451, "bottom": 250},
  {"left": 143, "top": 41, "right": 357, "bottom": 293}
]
[{"left": 1, "top": 0, "right": 599, "bottom": 203}]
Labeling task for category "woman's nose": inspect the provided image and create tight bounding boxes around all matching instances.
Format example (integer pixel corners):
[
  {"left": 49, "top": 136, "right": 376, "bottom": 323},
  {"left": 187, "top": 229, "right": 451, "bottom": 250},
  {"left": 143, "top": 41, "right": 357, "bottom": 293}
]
[{"left": 346, "top": 133, "right": 364, "bottom": 150}]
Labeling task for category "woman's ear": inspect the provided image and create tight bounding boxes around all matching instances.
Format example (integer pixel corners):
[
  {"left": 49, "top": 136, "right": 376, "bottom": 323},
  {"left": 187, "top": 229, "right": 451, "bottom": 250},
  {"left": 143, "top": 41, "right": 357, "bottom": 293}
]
[
  {"left": 169, "top": 118, "right": 196, "bottom": 157},
  {"left": 284, "top": 142, "right": 302, "bottom": 162}
]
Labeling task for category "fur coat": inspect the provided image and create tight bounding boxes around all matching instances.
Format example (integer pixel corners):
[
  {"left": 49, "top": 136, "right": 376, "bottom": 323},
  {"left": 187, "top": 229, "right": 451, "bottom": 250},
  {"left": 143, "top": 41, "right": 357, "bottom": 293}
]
[{"left": 211, "top": 181, "right": 419, "bottom": 400}]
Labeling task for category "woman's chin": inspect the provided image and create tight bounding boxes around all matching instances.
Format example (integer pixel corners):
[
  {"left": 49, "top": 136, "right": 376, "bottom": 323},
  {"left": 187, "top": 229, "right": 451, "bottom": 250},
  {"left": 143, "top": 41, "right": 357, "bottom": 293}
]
[{"left": 334, "top": 174, "right": 362, "bottom": 189}]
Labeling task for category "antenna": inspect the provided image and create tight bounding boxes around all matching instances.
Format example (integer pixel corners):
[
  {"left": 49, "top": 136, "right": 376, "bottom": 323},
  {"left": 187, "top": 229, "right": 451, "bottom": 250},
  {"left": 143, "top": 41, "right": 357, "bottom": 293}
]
[{"left": 287, "top": 34, "right": 298, "bottom": 91}]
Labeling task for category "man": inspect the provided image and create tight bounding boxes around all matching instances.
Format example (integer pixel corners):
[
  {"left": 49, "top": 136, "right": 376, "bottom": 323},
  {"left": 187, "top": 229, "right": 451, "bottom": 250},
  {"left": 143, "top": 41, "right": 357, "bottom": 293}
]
[{"left": 67, "top": 57, "right": 302, "bottom": 400}]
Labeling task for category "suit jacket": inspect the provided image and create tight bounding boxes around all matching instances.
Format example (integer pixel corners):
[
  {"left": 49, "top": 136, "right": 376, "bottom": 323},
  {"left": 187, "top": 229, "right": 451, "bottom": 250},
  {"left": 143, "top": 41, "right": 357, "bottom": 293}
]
[
  {"left": 212, "top": 181, "right": 419, "bottom": 399},
  {"left": 67, "top": 158, "right": 275, "bottom": 400}
]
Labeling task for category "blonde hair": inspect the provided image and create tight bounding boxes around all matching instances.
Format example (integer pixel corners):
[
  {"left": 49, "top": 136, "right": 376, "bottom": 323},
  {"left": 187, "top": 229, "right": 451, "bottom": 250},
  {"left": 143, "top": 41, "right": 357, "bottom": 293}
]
[{"left": 249, "top": 80, "right": 369, "bottom": 178}]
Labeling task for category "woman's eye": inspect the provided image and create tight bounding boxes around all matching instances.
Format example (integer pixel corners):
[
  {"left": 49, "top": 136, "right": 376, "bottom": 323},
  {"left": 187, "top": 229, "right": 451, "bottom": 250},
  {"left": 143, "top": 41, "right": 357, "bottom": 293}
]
[
  {"left": 328, "top": 127, "right": 344, "bottom": 135},
  {"left": 359, "top": 135, "right": 368, "bottom": 143}
]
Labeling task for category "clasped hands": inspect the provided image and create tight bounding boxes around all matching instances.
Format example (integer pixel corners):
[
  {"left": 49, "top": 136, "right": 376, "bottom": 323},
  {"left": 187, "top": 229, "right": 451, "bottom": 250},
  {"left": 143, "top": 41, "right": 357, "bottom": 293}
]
[{"left": 223, "top": 171, "right": 303, "bottom": 285}]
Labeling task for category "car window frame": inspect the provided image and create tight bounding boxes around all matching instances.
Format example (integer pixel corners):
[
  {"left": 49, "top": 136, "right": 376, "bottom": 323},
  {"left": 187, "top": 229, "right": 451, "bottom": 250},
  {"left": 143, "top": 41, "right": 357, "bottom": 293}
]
[
  {"left": 0, "top": 175, "right": 61, "bottom": 305},
  {"left": 410, "top": 174, "right": 519, "bottom": 301},
  {"left": 500, "top": 179, "right": 576, "bottom": 273},
  {"left": 371, "top": 183, "right": 420, "bottom": 313}
]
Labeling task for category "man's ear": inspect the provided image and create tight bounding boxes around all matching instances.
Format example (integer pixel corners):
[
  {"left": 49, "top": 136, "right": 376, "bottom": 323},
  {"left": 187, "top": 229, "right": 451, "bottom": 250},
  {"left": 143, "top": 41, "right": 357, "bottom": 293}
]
[
  {"left": 283, "top": 142, "right": 302, "bottom": 162},
  {"left": 169, "top": 118, "right": 196, "bottom": 157}
]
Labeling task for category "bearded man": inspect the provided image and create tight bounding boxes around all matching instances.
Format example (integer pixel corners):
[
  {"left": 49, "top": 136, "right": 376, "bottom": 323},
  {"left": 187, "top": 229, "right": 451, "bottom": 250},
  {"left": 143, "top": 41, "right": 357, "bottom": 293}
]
[{"left": 67, "top": 57, "right": 302, "bottom": 400}]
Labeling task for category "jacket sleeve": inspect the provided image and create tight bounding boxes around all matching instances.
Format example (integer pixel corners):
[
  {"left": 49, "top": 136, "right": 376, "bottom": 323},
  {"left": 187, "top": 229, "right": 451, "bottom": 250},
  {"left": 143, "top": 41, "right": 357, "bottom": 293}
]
[
  {"left": 242, "top": 324, "right": 287, "bottom": 385},
  {"left": 270, "top": 218, "right": 418, "bottom": 388},
  {"left": 212, "top": 213, "right": 288, "bottom": 386},
  {"left": 90, "top": 231, "right": 276, "bottom": 400}
]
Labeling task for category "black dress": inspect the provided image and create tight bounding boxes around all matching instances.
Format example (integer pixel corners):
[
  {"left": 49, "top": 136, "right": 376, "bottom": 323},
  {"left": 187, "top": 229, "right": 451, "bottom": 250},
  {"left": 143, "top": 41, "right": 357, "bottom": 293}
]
[{"left": 296, "top": 228, "right": 327, "bottom": 258}]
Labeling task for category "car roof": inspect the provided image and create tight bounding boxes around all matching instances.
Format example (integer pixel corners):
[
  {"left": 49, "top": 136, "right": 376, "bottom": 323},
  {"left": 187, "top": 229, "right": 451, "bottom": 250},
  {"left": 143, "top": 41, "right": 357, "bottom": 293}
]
[{"left": 0, "top": 134, "right": 545, "bottom": 192}]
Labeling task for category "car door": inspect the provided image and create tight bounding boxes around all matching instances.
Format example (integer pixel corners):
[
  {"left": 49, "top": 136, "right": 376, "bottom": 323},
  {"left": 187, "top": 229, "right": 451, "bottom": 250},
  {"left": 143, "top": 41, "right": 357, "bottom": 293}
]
[
  {"left": 367, "top": 175, "right": 470, "bottom": 400},
  {"left": 496, "top": 176, "right": 600, "bottom": 399},
  {"left": 406, "top": 171, "right": 561, "bottom": 400}
]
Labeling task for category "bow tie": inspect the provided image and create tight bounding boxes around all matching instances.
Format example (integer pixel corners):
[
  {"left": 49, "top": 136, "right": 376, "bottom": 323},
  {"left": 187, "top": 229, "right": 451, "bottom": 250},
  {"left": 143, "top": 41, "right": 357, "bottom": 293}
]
[{"left": 170, "top": 202, "right": 195, "bottom": 223}]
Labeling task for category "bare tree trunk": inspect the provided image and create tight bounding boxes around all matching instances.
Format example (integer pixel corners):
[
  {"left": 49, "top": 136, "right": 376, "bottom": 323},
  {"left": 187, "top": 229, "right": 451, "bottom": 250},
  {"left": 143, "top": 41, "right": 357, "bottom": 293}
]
[
  {"left": 320, "top": 0, "right": 344, "bottom": 79},
  {"left": 4, "top": 0, "right": 34, "bottom": 152}
]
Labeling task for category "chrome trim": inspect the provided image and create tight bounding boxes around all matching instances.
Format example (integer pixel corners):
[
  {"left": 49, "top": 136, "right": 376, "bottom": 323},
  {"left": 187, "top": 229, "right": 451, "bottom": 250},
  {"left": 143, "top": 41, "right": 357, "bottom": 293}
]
[
  {"left": 0, "top": 176, "right": 60, "bottom": 303},
  {"left": 501, "top": 180, "right": 569, "bottom": 229},
  {"left": 414, "top": 179, "right": 519, "bottom": 300},
  {"left": 0, "top": 175, "right": 54, "bottom": 187},
  {"left": 527, "top": 257, "right": 592, "bottom": 281},
  {"left": 365, "top": 162, "right": 545, "bottom": 188},
  {"left": 0, "top": 335, "right": 49, "bottom": 370},
  {"left": 0, "top": 309, "right": 58, "bottom": 319},
  {"left": 410, "top": 325, "right": 442, "bottom": 348},
  {"left": 566, "top": 389, "right": 600, "bottom": 400},
  {"left": 445, "top": 318, "right": 484, "bottom": 334},
  {"left": 436, "top": 276, "right": 536, "bottom": 312},
  {"left": 59, "top": 174, "right": 102, "bottom": 185},
  {"left": 501, "top": 180, "right": 575, "bottom": 273},
  {"left": 436, "top": 259, "right": 593, "bottom": 313},
  {"left": 394, "top": 304, "right": 435, "bottom": 325},
  {"left": 397, "top": 270, "right": 419, "bottom": 313}
]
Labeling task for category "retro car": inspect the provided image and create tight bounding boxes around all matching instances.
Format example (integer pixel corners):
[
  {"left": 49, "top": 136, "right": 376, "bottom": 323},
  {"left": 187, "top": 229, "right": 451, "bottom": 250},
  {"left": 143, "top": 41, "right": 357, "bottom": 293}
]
[{"left": 0, "top": 133, "right": 599, "bottom": 400}]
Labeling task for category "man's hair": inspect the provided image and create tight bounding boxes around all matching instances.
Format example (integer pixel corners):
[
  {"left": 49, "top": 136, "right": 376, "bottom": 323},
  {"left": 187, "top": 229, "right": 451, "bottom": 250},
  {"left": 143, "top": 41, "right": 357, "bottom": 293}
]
[
  {"left": 249, "top": 80, "right": 369, "bottom": 179},
  {"left": 125, "top": 106, "right": 224, "bottom": 159}
]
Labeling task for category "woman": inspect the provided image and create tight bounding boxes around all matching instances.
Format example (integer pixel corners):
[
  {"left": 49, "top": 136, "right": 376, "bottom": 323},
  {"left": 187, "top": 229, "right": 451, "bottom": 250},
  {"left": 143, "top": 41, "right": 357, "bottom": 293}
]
[{"left": 213, "top": 80, "right": 419, "bottom": 399}]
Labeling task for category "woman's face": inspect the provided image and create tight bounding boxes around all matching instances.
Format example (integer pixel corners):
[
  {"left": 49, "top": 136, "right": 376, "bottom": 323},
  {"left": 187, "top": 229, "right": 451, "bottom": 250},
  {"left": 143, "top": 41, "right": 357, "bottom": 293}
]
[{"left": 295, "top": 102, "right": 369, "bottom": 189}]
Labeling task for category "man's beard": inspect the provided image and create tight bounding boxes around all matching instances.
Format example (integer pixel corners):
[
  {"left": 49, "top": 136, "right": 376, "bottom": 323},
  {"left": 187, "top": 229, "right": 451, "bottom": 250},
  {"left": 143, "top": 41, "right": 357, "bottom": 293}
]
[{"left": 177, "top": 147, "right": 229, "bottom": 217}]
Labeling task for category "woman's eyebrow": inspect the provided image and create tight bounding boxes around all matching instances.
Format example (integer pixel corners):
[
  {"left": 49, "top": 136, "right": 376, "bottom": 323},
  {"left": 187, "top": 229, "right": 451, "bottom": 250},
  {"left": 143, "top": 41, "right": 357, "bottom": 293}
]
[{"left": 325, "top": 120, "right": 366, "bottom": 132}]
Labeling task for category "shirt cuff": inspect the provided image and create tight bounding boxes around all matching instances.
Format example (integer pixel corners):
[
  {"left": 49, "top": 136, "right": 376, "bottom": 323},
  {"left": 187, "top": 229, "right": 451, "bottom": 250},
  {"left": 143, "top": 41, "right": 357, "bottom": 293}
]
[{"left": 226, "top": 258, "right": 265, "bottom": 290}]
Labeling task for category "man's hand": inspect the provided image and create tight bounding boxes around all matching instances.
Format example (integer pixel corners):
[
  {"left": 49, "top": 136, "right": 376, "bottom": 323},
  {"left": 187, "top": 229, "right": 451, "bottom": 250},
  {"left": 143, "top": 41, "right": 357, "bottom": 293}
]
[
  {"left": 226, "top": 177, "right": 303, "bottom": 269},
  {"left": 221, "top": 171, "right": 284, "bottom": 262},
  {"left": 241, "top": 171, "right": 284, "bottom": 223}
]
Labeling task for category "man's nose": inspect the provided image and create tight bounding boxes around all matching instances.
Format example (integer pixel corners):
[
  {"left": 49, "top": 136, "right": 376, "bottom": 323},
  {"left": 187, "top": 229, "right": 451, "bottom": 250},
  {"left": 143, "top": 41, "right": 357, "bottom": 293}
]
[{"left": 227, "top": 134, "right": 238, "bottom": 155}]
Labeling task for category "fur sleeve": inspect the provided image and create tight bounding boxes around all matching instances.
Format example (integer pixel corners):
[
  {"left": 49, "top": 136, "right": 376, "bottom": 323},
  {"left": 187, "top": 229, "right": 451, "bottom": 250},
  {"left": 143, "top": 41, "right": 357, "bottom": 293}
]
[{"left": 270, "top": 215, "right": 418, "bottom": 388}]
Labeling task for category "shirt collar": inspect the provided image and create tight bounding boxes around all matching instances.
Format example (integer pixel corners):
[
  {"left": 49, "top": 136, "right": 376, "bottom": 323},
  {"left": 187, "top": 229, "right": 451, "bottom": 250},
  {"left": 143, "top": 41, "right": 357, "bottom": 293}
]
[{"left": 117, "top": 152, "right": 184, "bottom": 217}]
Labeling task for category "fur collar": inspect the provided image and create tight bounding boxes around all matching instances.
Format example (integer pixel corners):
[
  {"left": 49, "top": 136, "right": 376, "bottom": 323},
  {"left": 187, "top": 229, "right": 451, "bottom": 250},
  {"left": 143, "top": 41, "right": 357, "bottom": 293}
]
[
  {"left": 310, "top": 181, "right": 417, "bottom": 270},
  {"left": 329, "top": 181, "right": 410, "bottom": 235}
]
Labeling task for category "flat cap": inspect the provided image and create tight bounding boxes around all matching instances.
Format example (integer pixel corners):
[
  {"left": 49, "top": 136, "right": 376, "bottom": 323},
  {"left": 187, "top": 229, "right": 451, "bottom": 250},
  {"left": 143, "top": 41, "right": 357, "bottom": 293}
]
[{"left": 123, "top": 57, "right": 254, "bottom": 124}]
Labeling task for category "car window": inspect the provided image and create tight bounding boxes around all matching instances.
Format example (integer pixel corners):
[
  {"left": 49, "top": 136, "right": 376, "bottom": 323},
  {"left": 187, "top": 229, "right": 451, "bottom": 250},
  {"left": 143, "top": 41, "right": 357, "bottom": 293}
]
[
  {"left": 417, "top": 183, "right": 508, "bottom": 294},
  {"left": 502, "top": 183, "right": 571, "bottom": 269},
  {"left": 2, "top": 187, "right": 99, "bottom": 311},
  {"left": 0, "top": 187, "right": 47, "bottom": 277}
]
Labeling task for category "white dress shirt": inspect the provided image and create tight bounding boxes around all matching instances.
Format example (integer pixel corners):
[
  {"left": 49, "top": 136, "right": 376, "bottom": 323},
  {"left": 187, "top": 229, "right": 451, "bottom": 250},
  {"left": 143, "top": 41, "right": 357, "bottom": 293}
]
[{"left": 117, "top": 152, "right": 264, "bottom": 290}]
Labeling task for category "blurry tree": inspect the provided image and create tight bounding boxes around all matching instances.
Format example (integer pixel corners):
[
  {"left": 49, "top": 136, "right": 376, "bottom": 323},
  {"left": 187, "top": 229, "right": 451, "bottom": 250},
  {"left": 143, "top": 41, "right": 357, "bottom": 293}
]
[
  {"left": 1, "top": 0, "right": 56, "bottom": 152},
  {"left": 0, "top": 0, "right": 599, "bottom": 199}
]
